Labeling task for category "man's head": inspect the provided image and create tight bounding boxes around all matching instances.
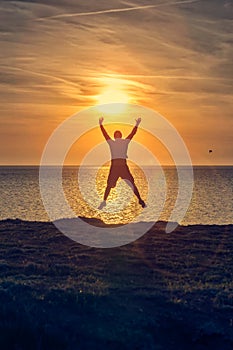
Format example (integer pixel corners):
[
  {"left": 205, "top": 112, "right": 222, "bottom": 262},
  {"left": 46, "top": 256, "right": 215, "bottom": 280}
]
[{"left": 114, "top": 130, "right": 122, "bottom": 139}]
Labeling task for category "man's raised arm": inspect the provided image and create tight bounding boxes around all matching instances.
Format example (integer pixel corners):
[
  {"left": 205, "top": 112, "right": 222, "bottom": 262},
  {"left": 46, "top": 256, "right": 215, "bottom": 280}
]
[
  {"left": 99, "top": 117, "right": 111, "bottom": 140},
  {"left": 126, "top": 117, "right": 141, "bottom": 140}
]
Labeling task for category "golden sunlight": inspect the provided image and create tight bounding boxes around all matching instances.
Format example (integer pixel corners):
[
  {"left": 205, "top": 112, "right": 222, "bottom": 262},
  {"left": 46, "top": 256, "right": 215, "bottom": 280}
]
[{"left": 95, "top": 78, "right": 132, "bottom": 114}]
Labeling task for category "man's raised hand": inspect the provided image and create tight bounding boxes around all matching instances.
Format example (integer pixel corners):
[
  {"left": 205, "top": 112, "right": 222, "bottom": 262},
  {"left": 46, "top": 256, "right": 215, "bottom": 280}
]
[
  {"left": 135, "top": 117, "right": 141, "bottom": 126},
  {"left": 99, "top": 117, "right": 104, "bottom": 125}
]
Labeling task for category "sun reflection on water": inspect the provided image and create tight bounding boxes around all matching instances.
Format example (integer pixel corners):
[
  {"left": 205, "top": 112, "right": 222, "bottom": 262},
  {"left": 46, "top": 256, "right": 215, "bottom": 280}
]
[{"left": 63, "top": 162, "right": 148, "bottom": 225}]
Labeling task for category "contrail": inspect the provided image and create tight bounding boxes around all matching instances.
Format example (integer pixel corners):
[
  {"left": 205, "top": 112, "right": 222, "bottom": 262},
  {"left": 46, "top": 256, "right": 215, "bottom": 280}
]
[
  {"left": 100, "top": 73, "right": 230, "bottom": 81},
  {"left": 36, "top": 0, "right": 201, "bottom": 21},
  {"left": 2, "top": 65, "right": 81, "bottom": 89}
]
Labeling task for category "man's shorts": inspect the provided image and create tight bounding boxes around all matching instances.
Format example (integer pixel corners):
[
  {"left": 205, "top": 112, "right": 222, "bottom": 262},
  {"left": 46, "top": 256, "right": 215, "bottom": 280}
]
[{"left": 107, "top": 159, "right": 134, "bottom": 188}]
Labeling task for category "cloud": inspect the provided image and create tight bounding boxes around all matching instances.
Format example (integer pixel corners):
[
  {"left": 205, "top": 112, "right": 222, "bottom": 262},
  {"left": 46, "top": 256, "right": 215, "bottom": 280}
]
[
  {"left": 32, "top": 0, "right": 202, "bottom": 22},
  {"left": 0, "top": 0, "right": 232, "bottom": 164},
  {"left": 0, "top": 0, "right": 231, "bottom": 98}
]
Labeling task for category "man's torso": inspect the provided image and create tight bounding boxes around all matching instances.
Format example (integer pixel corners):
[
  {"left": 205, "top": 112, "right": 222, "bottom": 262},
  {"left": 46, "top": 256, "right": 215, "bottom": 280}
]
[{"left": 107, "top": 139, "right": 130, "bottom": 160}]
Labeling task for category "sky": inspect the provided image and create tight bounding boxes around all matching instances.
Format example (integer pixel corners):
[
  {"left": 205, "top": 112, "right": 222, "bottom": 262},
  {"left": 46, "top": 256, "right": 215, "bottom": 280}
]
[{"left": 0, "top": 0, "right": 232, "bottom": 165}]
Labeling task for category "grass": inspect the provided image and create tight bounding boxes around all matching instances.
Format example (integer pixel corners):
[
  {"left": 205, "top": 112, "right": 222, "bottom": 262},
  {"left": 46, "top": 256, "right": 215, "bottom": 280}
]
[{"left": 0, "top": 219, "right": 232, "bottom": 349}]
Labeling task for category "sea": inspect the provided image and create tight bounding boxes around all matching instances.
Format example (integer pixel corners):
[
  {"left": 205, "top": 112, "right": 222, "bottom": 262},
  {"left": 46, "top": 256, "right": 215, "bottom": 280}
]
[{"left": 0, "top": 166, "right": 232, "bottom": 226}]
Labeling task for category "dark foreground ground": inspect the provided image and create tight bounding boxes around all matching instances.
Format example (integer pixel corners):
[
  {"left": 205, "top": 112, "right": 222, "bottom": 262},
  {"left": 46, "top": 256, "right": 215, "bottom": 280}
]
[{"left": 0, "top": 219, "right": 232, "bottom": 350}]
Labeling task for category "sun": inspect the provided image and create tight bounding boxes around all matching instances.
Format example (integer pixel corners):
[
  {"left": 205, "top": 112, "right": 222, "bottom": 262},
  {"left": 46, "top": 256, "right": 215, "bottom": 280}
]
[
  {"left": 95, "top": 78, "right": 132, "bottom": 114},
  {"left": 97, "top": 88, "right": 130, "bottom": 105}
]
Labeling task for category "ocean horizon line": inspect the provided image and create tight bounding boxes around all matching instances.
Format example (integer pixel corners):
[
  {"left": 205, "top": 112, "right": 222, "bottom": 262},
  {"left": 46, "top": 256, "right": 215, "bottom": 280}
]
[{"left": 0, "top": 164, "right": 233, "bottom": 168}]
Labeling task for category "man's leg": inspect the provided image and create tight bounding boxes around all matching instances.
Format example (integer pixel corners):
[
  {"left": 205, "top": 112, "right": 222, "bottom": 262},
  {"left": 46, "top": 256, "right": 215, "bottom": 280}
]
[
  {"left": 124, "top": 179, "right": 146, "bottom": 208},
  {"left": 98, "top": 184, "right": 112, "bottom": 210},
  {"left": 122, "top": 165, "right": 141, "bottom": 201},
  {"left": 132, "top": 182, "right": 143, "bottom": 202},
  {"left": 122, "top": 163, "right": 146, "bottom": 208},
  {"left": 98, "top": 167, "right": 118, "bottom": 210},
  {"left": 104, "top": 185, "right": 112, "bottom": 201}
]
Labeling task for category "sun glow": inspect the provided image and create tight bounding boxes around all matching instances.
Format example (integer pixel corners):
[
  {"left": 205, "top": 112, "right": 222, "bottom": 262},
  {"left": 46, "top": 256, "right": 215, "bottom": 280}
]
[
  {"left": 95, "top": 78, "right": 132, "bottom": 114},
  {"left": 97, "top": 88, "right": 130, "bottom": 105}
]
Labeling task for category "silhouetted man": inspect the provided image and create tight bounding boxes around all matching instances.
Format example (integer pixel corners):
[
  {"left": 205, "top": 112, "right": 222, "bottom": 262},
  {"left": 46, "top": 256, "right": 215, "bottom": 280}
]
[{"left": 98, "top": 117, "right": 146, "bottom": 210}]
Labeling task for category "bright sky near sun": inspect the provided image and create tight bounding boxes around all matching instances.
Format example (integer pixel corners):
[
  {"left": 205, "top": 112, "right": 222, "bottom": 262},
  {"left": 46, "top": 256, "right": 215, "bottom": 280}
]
[{"left": 0, "top": 0, "right": 232, "bottom": 165}]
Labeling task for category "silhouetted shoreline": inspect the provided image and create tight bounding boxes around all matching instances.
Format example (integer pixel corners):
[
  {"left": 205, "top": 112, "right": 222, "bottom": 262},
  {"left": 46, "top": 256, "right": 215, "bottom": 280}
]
[{"left": 0, "top": 219, "right": 232, "bottom": 349}]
